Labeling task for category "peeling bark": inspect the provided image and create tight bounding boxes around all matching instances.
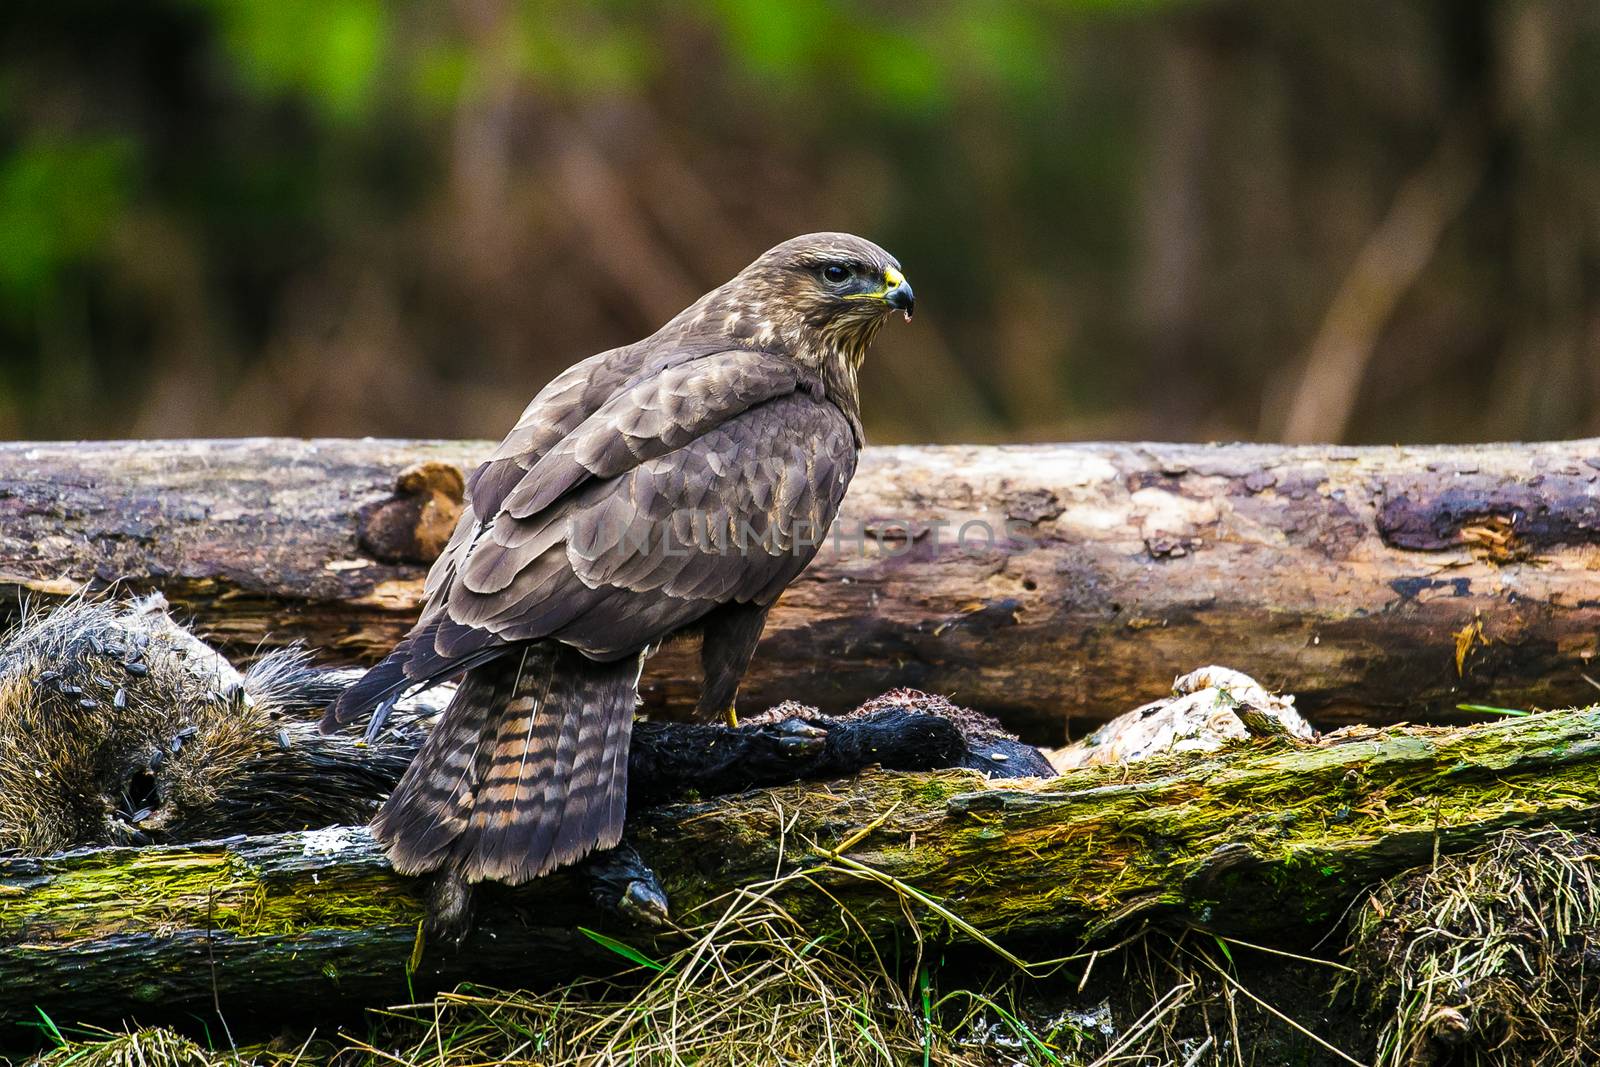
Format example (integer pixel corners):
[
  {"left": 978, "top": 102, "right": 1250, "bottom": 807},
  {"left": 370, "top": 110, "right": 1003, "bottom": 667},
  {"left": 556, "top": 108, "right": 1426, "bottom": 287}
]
[{"left": 3, "top": 438, "right": 1599, "bottom": 740}]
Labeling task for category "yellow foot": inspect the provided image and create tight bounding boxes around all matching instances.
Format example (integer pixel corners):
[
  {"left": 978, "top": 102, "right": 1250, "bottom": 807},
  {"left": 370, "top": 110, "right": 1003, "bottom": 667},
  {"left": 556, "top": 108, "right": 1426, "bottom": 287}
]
[{"left": 723, "top": 704, "right": 739, "bottom": 728}]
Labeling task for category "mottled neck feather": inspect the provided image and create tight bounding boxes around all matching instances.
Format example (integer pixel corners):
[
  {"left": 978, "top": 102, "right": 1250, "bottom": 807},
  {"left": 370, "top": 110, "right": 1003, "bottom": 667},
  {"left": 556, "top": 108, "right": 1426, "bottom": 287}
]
[
  {"left": 810, "top": 320, "right": 879, "bottom": 443},
  {"left": 666, "top": 278, "right": 877, "bottom": 443},
  {"left": 821, "top": 351, "right": 865, "bottom": 443}
]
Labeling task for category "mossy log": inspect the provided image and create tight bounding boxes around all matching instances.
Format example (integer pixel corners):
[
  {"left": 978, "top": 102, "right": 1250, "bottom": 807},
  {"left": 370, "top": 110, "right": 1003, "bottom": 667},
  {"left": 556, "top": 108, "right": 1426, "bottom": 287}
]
[
  {"left": 4, "top": 438, "right": 1600, "bottom": 740},
  {"left": 6, "top": 706, "right": 1600, "bottom": 1021}
]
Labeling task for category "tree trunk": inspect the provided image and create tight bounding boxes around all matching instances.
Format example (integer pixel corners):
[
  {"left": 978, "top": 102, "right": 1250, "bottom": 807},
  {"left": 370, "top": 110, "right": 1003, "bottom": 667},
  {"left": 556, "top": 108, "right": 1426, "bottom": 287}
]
[
  {"left": 6, "top": 706, "right": 1600, "bottom": 1020},
  {"left": 3, "top": 438, "right": 1598, "bottom": 741}
]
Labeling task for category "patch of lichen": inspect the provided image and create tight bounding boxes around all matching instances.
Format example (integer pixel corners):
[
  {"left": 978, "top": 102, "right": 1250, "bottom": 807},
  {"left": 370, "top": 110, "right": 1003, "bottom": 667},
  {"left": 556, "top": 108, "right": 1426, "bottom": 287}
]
[
  {"left": 240, "top": 869, "right": 425, "bottom": 936},
  {"left": 11, "top": 706, "right": 1600, "bottom": 1008},
  {"left": 631, "top": 706, "right": 1600, "bottom": 949},
  {"left": 1, "top": 840, "right": 424, "bottom": 943}
]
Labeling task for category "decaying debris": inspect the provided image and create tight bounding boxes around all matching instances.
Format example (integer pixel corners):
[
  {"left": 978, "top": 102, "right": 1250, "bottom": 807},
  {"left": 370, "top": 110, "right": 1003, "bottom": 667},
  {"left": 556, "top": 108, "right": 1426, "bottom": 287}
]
[
  {"left": 0, "top": 595, "right": 338, "bottom": 853},
  {"left": 0, "top": 598, "right": 1053, "bottom": 859},
  {"left": 1049, "top": 665, "right": 1315, "bottom": 770},
  {"left": 744, "top": 688, "right": 1056, "bottom": 780},
  {"left": 14, "top": 693, "right": 1600, "bottom": 1019},
  {"left": 357, "top": 459, "right": 467, "bottom": 565},
  {"left": 1348, "top": 828, "right": 1600, "bottom": 1067},
  {"left": 21, "top": 595, "right": 1600, "bottom": 1061}
]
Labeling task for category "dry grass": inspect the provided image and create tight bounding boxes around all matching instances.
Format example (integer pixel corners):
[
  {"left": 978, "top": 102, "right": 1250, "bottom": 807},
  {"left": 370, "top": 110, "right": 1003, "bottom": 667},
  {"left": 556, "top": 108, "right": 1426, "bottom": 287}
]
[
  {"left": 20, "top": 877, "right": 1081, "bottom": 1066},
  {"left": 21, "top": 882, "right": 1371, "bottom": 1067},
  {"left": 336, "top": 844, "right": 1112, "bottom": 1067},
  {"left": 27, "top": 1026, "right": 237, "bottom": 1067},
  {"left": 1347, "top": 827, "right": 1600, "bottom": 1067}
]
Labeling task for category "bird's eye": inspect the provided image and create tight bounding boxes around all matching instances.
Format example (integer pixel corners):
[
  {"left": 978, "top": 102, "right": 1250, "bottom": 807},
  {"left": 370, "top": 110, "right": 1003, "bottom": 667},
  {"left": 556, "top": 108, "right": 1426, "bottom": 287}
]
[{"left": 822, "top": 264, "right": 851, "bottom": 285}]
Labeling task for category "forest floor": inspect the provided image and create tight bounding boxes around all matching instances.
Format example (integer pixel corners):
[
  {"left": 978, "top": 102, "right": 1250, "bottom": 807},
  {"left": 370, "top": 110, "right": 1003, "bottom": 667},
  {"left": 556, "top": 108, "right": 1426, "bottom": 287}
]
[
  {"left": 21, "top": 819, "right": 1600, "bottom": 1066},
  {"left": 19, "top": 919, "right": 1370, "bottom": 1066}
]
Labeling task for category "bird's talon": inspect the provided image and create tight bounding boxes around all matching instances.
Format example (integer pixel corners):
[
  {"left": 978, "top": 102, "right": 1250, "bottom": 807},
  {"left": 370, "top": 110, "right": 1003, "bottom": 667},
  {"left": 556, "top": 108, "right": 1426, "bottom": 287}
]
[
  {"left": 774, "top": 717, "right": 829, "bottom": 757},
  {"left": 584, "top": 844, "right": 670, "bottom": 927},
  {"left": 619, "top": 879, "right": 672, "bottom": 929},
  {"left": 424, "top": 869, "right": 477, "bottom": 950}
]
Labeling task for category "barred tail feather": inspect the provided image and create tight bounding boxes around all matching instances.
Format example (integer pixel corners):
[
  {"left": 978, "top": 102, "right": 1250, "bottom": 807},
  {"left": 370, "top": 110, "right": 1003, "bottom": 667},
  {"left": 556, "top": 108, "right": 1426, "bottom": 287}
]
[
  {"left": 371, "top": 645, "right": 639, "bottom": 884},
  {"left": 321, "top": 621, "right": 503, "bottom": 738},
  {"left": 368, "top": 666, "right": 504, "bottom": 873},
  {"left": 320, "top": 622, "right": 442, "bottom": 733}
]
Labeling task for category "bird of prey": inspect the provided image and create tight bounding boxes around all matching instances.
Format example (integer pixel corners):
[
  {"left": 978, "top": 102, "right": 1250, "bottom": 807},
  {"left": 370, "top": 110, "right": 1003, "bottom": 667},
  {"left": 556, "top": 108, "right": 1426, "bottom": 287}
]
[{"left": 323, "top": 233, "right": 913, "bottom": 885}]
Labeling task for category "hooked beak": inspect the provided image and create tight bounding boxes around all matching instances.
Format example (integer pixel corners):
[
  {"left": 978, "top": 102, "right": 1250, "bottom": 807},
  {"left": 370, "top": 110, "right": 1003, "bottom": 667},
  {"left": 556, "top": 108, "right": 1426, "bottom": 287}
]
[{"left": 882, "top": 266, "right": 915, "bottom": 321}]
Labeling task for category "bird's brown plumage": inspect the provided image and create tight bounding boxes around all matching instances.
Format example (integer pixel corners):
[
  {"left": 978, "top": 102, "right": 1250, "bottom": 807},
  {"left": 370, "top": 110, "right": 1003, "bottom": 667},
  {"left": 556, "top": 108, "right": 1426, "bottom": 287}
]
[{"left": 323, "top": 232, "right": 912, "bottom": 883}]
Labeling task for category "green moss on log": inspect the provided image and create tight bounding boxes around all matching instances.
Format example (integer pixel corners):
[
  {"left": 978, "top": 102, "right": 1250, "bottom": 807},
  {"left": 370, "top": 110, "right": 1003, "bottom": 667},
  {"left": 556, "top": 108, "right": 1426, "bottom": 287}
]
[
  {"left": 3, "top": 836, "right": 425, "bottom": 942},
  {"left": 5, "top": 707, "right": 1600, "bottom": 1018}
]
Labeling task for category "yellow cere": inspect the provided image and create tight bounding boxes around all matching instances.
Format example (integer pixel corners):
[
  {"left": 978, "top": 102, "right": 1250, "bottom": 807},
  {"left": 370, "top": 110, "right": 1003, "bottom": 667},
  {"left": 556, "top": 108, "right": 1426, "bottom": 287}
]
[{"left": 883, "top": 266, "right": 905, "bottom": 289}]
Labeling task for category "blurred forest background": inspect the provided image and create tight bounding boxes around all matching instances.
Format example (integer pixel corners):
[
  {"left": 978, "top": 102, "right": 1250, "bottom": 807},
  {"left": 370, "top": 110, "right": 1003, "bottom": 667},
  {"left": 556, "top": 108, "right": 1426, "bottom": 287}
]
[{"left": 2, "top": 0, "right": 1598, "bottom": 445}]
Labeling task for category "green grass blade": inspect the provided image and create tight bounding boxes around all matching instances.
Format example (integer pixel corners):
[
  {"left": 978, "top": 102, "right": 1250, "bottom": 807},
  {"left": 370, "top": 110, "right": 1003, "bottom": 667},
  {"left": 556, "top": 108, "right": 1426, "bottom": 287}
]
[
  {"left": 577, "top": 927, "right": 667, "bottom": 972},
  {"left": 1456, "top": 703, "right": 1532, "bottom": 717},
  {"left": 32, "top": 1007, "right": 67, "bottom": 1048}
]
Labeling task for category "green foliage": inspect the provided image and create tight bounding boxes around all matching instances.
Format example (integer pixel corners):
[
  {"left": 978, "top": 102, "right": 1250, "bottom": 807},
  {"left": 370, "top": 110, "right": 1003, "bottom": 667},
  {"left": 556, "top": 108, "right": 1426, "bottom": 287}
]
[
  {"left": 0, "top": 0, "right": 1596, "bottom": 442},
  {"left": 193, "top": 0, "right": 389, "bottom": 121},
  {"left": 0, "top": 137, "right": 134, "bottom": 314},
  {"left": 576, "top": 925, "right": 667, "bottom": 971},
  {"left": 711, "top": 0, "right": 946, "bottom": 112},
  {"left": 511, "top": 4, "right": 657, "bottom": 96},
  {"left": 704, "top": 0, "right": 1173, "bottom": 114}
]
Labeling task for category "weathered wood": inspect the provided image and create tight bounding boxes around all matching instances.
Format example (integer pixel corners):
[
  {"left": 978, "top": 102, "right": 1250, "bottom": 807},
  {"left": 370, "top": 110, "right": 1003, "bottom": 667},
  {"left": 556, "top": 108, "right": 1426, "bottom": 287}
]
[
  {"left": 3, "top": 438, "right": 1599, "bottom": 740},
  {"left": 202, "top": 694, "right": 1051, "bottom": 839},
  {"left": 7, "top": 706, "right": 1600, "bottom": 1020}
]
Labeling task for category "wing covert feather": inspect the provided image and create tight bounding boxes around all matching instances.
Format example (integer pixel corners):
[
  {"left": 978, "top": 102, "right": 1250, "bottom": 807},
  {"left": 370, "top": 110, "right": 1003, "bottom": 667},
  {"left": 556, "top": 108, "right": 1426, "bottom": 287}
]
[
  {"left": 440, "top": 391, "right": 855, "bottom": 658},
  {"left": 498, "top": 350, "right": 802, "bottom": 521}
]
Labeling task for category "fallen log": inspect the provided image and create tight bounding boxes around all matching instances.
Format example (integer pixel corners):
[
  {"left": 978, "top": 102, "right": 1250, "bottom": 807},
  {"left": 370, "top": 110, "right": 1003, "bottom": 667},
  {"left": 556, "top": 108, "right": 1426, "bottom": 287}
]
[
  {"left": 200, "top": 690, "right": 1052, "bottom": 842},
  {"left": 3, "top": 438, "right": 1599, "bottom": 739},
  {"left": 6, "top": 705, "right": 1600, "bottom": 1021}
]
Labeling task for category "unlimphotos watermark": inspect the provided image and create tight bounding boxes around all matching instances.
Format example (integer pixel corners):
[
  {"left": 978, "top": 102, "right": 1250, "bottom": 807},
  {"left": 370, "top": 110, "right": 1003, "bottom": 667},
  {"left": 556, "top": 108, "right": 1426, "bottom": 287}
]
[{"left": 568, "top": 511, "right": 1035, "bottom": 559}]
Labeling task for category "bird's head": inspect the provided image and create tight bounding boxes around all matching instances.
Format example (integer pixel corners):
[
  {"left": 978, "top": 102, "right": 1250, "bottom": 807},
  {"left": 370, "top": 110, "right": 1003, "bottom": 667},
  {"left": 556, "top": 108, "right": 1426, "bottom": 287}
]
[{"left": 715, "top": 232, "right": 913, "bottom": 366}]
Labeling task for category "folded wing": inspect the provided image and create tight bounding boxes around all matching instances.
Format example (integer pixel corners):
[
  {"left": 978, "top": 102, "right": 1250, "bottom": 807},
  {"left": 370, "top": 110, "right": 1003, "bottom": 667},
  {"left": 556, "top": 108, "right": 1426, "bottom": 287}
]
[{"left": 421, "top": 349, "right": 855, "bottom": 669}]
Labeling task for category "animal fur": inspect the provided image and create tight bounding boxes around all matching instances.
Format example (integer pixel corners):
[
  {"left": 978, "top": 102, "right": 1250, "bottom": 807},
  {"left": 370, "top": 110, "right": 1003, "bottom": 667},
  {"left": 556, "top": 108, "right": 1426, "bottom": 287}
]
[{"left": 0, "top": 595, "right": 328, "bottom": 853}]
